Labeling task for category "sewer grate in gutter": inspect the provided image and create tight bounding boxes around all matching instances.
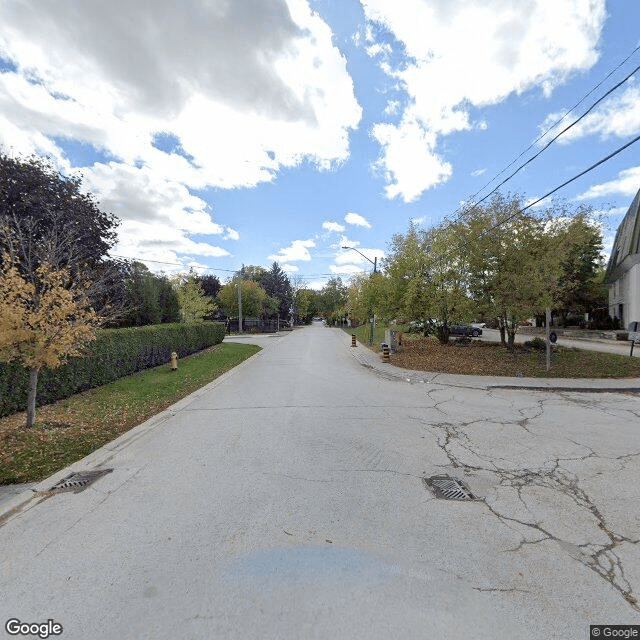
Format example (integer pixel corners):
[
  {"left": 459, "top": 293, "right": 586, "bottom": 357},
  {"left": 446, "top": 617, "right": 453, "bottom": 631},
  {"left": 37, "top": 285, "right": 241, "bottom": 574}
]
[
  {"left": 48, "top": 469, "right": 113, "bottom": 494},
  {"left": 424, "top": 475, "right": 477, "bottom": 501}
]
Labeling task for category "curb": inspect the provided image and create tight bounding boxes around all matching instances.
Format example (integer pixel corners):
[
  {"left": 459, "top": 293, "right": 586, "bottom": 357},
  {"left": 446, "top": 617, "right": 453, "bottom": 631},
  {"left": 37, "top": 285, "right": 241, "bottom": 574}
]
[
  {"left": 345, "top": 335, "right": 640, "bottom": 393},
  {"left": 0, "top": 346, "right": 266, "bottom": 525}
]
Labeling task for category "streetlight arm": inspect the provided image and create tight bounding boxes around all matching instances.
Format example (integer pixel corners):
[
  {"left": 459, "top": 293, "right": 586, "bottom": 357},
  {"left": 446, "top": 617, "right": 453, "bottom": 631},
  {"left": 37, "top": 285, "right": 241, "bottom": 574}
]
[{"left": 341, "top": 246, "right": 378, "bottom": 271}]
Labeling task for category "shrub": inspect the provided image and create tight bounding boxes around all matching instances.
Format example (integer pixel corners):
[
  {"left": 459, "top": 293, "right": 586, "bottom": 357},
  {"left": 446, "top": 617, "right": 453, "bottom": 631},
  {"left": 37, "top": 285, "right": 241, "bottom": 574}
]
[
  {"left": 526, "top": 337, "right": 547, "bottom": 351},
  {"left": 0, "top": 322, "right": 225, "bottom": 417}
]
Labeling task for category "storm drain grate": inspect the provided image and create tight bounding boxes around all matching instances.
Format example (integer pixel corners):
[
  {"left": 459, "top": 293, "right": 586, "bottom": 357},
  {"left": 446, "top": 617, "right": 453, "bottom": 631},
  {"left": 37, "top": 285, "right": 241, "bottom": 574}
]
[
  {"left": 48, "top": 469, "right": 113, "bottom": 494},
  {"left": 424, "top": 475, "right": 477, "bottom": 501}
]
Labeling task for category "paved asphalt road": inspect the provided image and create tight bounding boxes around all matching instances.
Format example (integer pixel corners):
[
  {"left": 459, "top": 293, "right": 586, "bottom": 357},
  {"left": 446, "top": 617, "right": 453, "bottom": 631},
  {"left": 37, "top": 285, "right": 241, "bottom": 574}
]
[{"left": 1, "top": 323, "right": 639, "bottom": 639}]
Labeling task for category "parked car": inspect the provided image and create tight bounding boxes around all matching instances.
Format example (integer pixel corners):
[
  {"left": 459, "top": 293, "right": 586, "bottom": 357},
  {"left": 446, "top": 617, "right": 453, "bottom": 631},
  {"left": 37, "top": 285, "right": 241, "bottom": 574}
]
[{"left": 449, "top": 324, "right": 482, "bottom": 337}]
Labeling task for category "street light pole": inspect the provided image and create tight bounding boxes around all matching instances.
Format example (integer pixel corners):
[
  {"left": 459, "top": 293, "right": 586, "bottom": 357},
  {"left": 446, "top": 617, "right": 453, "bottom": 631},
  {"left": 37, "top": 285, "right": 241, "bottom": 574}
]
[{"left": 342, "top": 246, "right": 378, "bottom": 345}]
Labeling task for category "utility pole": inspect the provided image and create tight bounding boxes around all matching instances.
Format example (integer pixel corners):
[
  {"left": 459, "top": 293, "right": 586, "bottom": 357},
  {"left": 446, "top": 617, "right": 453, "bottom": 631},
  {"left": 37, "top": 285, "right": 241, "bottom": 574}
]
[
  {"left": 237, "top": 282, "right": 243, "bottom": 334},
  {"left": 545, "top": 307, "right": 551, "bottom": 371},
  {"left": 342, "top": 247, "right": 379, "bottom": 345}
]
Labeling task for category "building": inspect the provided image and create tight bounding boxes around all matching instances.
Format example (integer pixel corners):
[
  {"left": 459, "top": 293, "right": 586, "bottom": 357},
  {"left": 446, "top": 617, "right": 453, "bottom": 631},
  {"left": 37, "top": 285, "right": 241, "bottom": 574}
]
[{"left": 605, "top": 187, "right": 640, "bottom": 327}]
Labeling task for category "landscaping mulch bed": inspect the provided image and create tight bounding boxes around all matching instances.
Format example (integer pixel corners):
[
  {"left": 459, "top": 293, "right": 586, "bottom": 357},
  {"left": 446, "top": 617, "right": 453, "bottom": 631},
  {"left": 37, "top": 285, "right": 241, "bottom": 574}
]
[{"left": 389, "top": 336, "right": 640, "bottom": 378}]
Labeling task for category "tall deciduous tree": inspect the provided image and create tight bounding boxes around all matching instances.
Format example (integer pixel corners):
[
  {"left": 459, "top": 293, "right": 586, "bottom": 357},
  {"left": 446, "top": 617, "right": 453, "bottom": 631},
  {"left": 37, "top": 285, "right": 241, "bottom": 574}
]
[
  {"left": 0, "top": 255, "right": 99, "bottom": 427},
  {"left": 0, "top": 153, "right": 122, "bottom": 317},
  {"left": 382, "top": 222, "right": 472, "bottom": 343},
  {"left": 173, "top": 275, "right": 216, "bottom": 323},
  {"left": 318, "top": 277, "right": 348, "bottom": 322},
  {"left": 216, "top": 279, "right": 269, "bottom": 319}
]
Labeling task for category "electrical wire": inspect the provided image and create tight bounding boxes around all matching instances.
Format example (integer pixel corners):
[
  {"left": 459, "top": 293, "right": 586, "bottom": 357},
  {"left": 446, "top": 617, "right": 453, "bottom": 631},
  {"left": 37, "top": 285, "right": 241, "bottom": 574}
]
[
  {"left": 110, "top": 253, "right": 350, "bottom": 281},
  {"left": 451, "top": 43, "right": 640, "bottom": 219},
  {"left": 470, "top": 61, "right": 640, "bottom": 211},
  {"left": 478, "top": 133, "right": 640, "bottom": 237}
]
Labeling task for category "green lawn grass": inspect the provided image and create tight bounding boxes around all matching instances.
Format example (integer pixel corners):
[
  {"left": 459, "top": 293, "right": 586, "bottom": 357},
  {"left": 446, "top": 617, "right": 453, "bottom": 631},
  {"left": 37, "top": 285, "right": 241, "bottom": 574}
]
[{"left": 0, "top": 342, "right": 260, "bottom": 485}]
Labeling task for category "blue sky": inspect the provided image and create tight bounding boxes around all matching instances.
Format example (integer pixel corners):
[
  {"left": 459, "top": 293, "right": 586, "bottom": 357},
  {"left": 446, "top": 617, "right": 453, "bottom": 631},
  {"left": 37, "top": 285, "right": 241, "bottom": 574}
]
[{"left": 1, "top": 0, "right": 639, "bottom": 288}]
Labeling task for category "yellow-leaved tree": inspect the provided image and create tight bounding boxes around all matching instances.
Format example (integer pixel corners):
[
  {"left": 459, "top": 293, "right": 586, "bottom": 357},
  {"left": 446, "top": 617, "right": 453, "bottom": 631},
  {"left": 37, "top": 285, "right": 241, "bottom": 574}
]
[{"left": 0, "top": 254, "right": 99, "bottom": 428}]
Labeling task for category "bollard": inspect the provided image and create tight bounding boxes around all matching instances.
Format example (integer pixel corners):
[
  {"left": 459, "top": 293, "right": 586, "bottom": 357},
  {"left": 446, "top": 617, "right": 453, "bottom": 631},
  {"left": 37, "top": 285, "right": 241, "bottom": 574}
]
[
  {"left": 170, "top": 351, "right": 178, "bottom": 371},
  {"left": 382, "top": 344, "right": 390, "bottom": 362},
  {"left": 351, "top": 334, "right": 357, "bottom": 347}
]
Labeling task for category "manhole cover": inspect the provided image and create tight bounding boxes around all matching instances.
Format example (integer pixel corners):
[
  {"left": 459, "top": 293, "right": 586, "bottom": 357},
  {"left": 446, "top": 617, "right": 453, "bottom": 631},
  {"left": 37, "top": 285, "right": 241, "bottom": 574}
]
[
  {"left": 424, "top": 475, "right": 477, "bottom": 501},
  {"left": 48, "top": 469, "right": 113, "bottom": 494}
]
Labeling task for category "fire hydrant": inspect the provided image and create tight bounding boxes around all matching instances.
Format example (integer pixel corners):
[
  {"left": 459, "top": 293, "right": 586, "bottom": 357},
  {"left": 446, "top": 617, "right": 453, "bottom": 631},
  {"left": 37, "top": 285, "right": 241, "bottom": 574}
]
[{"left": 170, "top": 351, "right": 178, "bottom": 371}]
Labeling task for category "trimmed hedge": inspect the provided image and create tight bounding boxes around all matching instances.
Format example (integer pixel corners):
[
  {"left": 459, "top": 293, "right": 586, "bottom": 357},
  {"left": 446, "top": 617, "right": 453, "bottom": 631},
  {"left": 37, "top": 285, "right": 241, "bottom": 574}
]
[{"left": 0, "top": 322, "right": 226, "bottom": 417}]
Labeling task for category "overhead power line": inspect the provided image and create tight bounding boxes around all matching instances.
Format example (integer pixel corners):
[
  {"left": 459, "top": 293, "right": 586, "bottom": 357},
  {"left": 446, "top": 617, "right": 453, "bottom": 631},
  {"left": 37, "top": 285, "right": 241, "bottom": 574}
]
[
  {"left": 479, "top": 133, "right": 640, "bottom": 236},
  {"left": 469, "top": 61, "right": 640, "bottom": 211},
  {"left": 110, "top": 254, "right": 346, "bottom": 281},
  {"left": 452, "top": 43, "right": 640, "bottom": 219}
]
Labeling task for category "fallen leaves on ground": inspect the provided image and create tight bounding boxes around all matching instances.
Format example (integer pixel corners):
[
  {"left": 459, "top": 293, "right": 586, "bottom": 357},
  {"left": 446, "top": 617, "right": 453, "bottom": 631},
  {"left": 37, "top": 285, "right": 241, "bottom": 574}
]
[{"left": 390, "top": 336, "right": 640, "bottom": 378}]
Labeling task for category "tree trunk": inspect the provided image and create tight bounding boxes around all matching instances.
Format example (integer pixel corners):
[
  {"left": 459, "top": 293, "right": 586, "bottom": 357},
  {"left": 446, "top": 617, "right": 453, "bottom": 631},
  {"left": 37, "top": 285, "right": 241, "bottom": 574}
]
[
  {"left": 27, "top": 367, "right": 39, "bottom": 428},
  {"left": 436, "top": 324, "right": 450, "bottom": 345},
  {"left": 507, "top": 329, "right": 516, "bottom": 350},
  {"left": 498, "top": 317, "right": 506, "bottom": 345}
]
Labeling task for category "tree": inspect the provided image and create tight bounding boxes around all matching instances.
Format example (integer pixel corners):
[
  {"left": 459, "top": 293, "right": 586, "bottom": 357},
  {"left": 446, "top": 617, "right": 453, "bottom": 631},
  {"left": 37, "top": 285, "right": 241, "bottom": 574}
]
[
  {"left": 0, "top": 153, "right": 122, "bottom": 317},
  {"left": 461, "top": 194, "right": 566, "bottom": 347},
  {"left": 117, "top": 262, "right": 180, "bottom": 327},
  {"left": 318, "top": 277, "right": 348, "bottom": 322},
  {"left": 173, "top": 275, "right": 216, "bottom": 323},
  {"left": 193, "top": 273, "right": 222, "bottom": 299},
  {"left": 236, "top": 264, "right": 267, "bottom": 282},
  {"left": 216, "top": 279, "right": 269, "bottom": 319},
  {"left": 293, "top": 288, "right": 319, "bottom": 324},
  {"left": 259, "top": 262, "right": 292, "bottom": 320},
  {"left": 553, "top": 211, "right": 605, "bottom": 323},
  {"left": 0, "top": 255, "right": 99, "bottom": 427},
  {"left": 382, "top": 222, "right": 472, "bottom": 343}
]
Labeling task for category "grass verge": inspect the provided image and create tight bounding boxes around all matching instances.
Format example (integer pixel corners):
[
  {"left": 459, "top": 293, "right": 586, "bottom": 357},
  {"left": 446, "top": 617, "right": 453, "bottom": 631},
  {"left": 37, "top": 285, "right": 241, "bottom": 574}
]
[
  {"left": 0, "top": 342, "right": 260, "bottom": 485},
  {"left": 345, "top": 323, "right": 402, "bottom": 347}
]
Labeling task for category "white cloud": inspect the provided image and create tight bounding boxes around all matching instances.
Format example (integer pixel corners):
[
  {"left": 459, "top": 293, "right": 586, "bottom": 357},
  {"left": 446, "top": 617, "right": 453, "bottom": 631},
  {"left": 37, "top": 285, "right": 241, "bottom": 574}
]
[
  {"left": 471, "top": 168, "right": 487, "bottom": 177},
  {"left": 539, "top": 84, "right": 640, "bottom": 145},
  {"left": 334, "top": 246, "right": 383, "bottom": 266},
  {"left": 280, "top": 263, "right": 300, "bottom": 273},
  {"left": 330, "top": 235, "right": 360, "bottom": 250},
  {"left": 330, "top": 264, "right": 365, "bottom": 275},
  {"left": 0, "top": 0, "right": 362, "bottom": 259},
  {"left": 268, "top": 239, "right": 316, "bottom": 262},
  {"left": 322, "top": 221, "right": 346, "bottom": 233},
  {"left": 224, "top": 227, "right": 240, "bottom": 241},
  {"left": 362, "top": 0, "right": 606, "bottom": 201},
  {"left": 577, "top": 167, "right": 640, "bottom": 200},
  {"left": 384, "top": 100, "right": 401, "bottom": 116},
  {"left": 345, "top": 212, "right": 372, "bottom": 228}
]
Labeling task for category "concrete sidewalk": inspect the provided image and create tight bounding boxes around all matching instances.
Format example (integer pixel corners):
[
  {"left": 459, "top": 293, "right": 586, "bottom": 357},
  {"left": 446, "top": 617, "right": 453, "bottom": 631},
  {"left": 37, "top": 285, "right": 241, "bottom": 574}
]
[{"left": 346, "top": 333, "right": 640, "bottom": 392}]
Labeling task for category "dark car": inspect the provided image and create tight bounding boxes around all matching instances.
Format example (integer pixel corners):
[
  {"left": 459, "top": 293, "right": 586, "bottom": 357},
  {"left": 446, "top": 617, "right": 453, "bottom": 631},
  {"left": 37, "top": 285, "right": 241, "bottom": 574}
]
[{"left": 449, "top": 324, "right": 482, "bottom": 337}]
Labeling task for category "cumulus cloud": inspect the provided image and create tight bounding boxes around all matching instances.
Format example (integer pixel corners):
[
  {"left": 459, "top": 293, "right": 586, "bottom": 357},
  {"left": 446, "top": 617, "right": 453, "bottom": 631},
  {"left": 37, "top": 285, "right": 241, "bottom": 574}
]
[
  {"left": 330, "top": 264, "right": 365, "bottom": 275},
  {"left": 0, "top": 0, "right": 361, "bottom": 261},
  {"left": 268, "top": 239, "right": 316, "bottom": 262},
  {"left": 539, "top": 84, "right": 640, "bottom": 145},
  {"left": 576, "top": 166, "right": 640, "bottom": 200},
  {"left": 334, "top": 246, "right": 383, "bottom": 266},
  {"left": 345, "top": 212, "right": 372, "bottom": 228},
  {"left": 322, "top": 221, "right": 346, "bottom": 233},
  {"left": 361, "top": 0, "right": 606, "bottom": 202}
]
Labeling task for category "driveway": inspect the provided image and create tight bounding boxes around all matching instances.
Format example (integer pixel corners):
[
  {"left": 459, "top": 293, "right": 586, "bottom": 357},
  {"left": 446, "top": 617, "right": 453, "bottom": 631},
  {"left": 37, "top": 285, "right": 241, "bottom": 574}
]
[{"left": 1, "top": 324, "right": 639, "bottom": 639}]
